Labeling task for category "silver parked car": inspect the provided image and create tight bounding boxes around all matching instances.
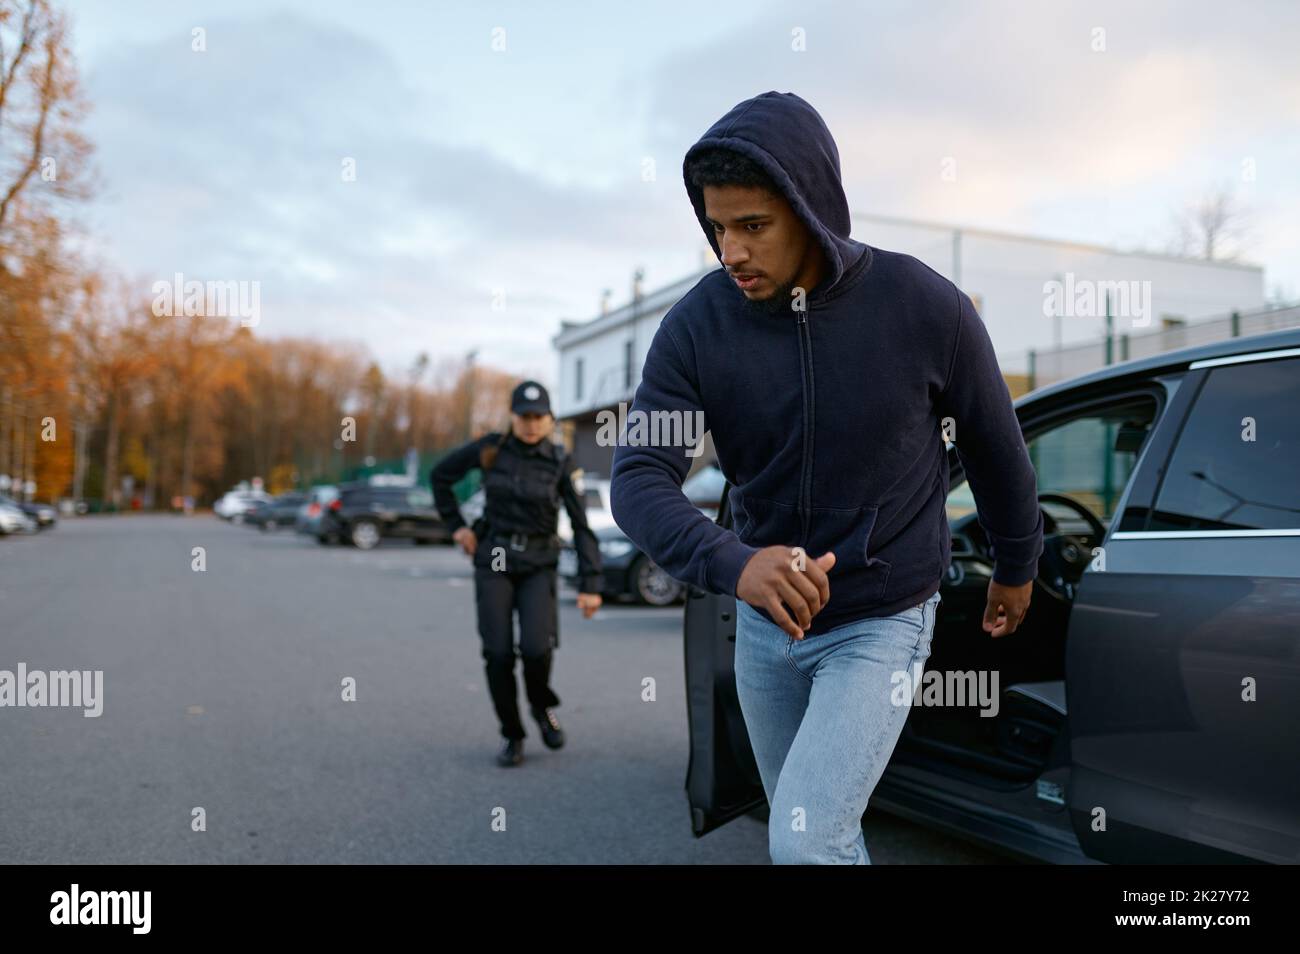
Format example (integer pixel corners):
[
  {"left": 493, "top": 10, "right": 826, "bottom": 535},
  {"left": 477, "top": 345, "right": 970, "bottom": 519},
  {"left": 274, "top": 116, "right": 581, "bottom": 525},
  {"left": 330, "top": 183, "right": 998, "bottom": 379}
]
[
  {"left": 0, "top": 493, "right": 56, "bottom": 530},
  {"left": 0, "top": 500, "right": 37, "bottom": 536},
  {"left": 214, "top": 489, "right": 271, "bottom": 523}
]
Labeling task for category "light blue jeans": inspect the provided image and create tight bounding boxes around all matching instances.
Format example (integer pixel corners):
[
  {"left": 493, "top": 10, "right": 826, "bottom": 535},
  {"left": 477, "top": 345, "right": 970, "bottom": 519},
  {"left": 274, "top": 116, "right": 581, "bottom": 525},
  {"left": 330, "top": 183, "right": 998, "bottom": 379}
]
[{"left": 734, "top": 590, "right": 941, "bottom": 864}]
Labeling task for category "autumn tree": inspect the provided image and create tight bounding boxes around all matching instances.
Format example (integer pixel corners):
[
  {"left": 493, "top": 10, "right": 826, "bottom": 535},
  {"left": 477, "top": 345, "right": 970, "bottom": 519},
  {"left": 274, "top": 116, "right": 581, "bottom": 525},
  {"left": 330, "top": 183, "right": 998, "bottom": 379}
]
[{"left": 0, "top": 0, "right": 92, "bottom": 501}]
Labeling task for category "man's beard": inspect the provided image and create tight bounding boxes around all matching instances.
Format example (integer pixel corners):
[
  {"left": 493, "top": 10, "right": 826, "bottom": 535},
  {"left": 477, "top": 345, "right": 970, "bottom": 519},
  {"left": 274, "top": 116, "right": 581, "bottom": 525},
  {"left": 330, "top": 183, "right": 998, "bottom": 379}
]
[{"left": 741, "top": 277, "right": 800, "bottom": 317}]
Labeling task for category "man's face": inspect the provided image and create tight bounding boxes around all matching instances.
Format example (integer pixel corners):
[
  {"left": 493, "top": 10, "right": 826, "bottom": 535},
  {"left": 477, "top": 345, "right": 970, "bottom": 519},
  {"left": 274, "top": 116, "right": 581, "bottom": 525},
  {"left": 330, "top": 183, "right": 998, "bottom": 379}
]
[{"left": 702, "top": 183, "right": 825, "bottom": 316}]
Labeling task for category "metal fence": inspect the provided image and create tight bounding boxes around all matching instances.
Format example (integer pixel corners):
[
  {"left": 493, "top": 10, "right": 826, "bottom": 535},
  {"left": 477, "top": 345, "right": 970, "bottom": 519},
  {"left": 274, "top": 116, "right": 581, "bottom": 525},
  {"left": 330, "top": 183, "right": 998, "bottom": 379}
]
[{"left": 1019, "top": 302, "right": 1300, "bottom": 391}]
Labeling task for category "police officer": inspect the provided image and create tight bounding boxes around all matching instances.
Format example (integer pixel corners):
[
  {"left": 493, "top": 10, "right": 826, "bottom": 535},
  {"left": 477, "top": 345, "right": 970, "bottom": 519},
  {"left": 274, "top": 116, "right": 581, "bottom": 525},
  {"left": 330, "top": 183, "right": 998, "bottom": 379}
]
[{"left": 431, "top": 380, "right": 603, "bottom": 767}]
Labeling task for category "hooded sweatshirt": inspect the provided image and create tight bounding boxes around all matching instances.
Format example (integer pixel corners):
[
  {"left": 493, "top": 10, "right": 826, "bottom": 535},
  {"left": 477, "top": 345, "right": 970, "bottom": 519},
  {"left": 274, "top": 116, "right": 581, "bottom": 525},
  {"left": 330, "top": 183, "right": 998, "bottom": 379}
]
[{"left": 609, "top": 91, "right": 1044, "bottom": 635}]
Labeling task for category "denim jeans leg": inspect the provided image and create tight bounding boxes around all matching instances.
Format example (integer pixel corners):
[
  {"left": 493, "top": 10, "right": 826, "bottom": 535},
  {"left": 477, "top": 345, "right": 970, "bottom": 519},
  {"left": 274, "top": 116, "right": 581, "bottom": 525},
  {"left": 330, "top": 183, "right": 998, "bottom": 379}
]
[
  {"left": 767, "top": 591, "right": 940, "bottom": 864},
  {"left": 733, "top": 600, "right": 812, "bottom": 809}
]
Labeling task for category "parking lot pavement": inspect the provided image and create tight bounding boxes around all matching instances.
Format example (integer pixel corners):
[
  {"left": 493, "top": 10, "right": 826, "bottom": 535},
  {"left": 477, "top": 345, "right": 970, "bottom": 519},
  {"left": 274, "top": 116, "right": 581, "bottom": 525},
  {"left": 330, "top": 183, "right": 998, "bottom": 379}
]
[{"left": 0, "top": 516, "right": 1008, "bottom": 863}]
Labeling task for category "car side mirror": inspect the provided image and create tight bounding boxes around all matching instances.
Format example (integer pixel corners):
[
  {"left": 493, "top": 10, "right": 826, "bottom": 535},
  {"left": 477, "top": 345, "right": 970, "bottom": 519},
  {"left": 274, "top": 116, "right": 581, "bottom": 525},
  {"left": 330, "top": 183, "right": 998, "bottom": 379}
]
[{"left": 1114, "top": 421, "right": 1150, "bottom": 454}]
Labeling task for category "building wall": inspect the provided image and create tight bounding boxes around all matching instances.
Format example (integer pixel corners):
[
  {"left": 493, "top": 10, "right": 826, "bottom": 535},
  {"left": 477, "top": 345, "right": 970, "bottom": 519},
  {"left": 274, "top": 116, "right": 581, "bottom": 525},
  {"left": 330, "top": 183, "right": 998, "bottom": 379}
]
[
  {"left": 855, "top": 216, "right": 1265, "bottom": 373},
  {"left": 554, "top": 218, "right": 1267, "bottom": 473},
  {"left": 555, "top": 306, "right": 667, "bottom": 420}
]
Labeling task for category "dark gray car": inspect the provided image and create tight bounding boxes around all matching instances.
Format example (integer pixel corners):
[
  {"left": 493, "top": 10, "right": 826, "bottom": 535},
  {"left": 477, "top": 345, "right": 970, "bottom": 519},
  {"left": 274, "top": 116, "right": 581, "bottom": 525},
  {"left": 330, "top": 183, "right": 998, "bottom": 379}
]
[{"left": 686, "top": 326, "right": 1300, "bottom": 864}]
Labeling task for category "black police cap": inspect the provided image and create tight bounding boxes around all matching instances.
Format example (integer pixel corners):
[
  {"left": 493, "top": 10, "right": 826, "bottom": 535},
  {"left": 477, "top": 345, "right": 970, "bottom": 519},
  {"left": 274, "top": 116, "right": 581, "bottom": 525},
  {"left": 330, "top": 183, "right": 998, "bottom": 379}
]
[{"left": 511, "top": 380, "right": 552, "bottom": 416}]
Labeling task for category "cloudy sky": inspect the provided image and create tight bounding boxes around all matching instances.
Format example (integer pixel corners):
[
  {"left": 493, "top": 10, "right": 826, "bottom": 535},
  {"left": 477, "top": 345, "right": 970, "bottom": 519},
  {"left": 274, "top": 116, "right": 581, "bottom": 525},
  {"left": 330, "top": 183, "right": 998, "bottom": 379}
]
[{"left": 67, "top": 0, "right": 1300, "bottom": 384}]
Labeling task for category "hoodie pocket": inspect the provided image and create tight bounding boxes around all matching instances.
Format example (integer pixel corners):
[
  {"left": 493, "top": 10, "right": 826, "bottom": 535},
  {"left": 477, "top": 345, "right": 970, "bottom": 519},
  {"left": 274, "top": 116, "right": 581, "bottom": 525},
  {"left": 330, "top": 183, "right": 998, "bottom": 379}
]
[
  {"left": 732, "top": 494, "right": 800, "bottom": 549},
  {"left": 808, "top": 504, "right": 891, "bottom": 603},
  {"left": 733, "top": 497, "right": 891, "bottom": 602}
]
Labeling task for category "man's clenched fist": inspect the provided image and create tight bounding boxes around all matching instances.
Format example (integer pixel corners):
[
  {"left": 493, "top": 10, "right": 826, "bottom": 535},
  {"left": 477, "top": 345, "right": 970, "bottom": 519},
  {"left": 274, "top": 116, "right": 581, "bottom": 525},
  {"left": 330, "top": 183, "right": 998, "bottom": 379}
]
[
  {"left": 983, "top": 580, "right": 1032, "bottom": 637},
  {"left": 736, "top": 545, "right": 836, "bottom": 640}
]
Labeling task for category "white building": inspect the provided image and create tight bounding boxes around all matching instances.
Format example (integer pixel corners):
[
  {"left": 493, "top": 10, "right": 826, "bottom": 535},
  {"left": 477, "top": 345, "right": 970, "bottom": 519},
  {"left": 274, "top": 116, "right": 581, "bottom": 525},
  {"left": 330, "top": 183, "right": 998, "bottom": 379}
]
[
  {"left": 854, "top": 214, "right": 1265, "bottom": 370},
  {"left": 552, "top": 214, "right": 1268, "bottom": 474}
]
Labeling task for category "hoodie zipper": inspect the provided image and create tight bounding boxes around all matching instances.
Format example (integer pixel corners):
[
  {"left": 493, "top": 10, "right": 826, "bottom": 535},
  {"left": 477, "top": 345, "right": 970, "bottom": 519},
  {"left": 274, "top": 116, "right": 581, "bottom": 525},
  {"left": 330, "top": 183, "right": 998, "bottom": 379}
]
[{"left": 795, "top": 310, "right": 815, "bottom": 549}]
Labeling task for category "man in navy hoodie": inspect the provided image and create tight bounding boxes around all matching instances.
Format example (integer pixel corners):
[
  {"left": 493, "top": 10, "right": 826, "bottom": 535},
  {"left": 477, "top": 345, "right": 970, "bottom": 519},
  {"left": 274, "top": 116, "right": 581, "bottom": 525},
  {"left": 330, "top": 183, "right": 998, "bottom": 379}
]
[{"left": 610, "top": 91, "right": 1043, "bottom": 863}]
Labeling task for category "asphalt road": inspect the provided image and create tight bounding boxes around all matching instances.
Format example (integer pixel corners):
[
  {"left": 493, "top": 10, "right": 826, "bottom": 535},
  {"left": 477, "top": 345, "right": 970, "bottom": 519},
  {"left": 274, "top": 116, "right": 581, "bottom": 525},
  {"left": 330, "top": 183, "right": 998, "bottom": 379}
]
[{"left": 0, "top": 515, "right": 1006, "bottom": 864}]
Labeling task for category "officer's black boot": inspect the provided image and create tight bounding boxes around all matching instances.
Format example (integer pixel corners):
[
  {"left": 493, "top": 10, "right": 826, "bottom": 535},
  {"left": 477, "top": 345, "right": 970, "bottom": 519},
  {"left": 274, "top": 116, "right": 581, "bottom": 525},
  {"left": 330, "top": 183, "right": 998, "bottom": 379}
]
[
  {"left": 497, "top": 737, "right": 524, "bottom": 767},
  {"left": 522, "top": 653, "right": 564, "bottom": 749},
  {"left": 531, "top": 706, "right": 564, "bottom": 749},
  {"left": 484, "top": 653, "right": 527, "bottom": 762}
]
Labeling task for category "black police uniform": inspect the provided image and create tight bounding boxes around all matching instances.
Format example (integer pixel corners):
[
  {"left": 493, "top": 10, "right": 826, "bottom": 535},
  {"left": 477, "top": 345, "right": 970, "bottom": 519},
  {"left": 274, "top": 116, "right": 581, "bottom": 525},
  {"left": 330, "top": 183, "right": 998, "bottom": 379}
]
[{"left": 430, "top": 412, "right": 603, "bottom": 743}]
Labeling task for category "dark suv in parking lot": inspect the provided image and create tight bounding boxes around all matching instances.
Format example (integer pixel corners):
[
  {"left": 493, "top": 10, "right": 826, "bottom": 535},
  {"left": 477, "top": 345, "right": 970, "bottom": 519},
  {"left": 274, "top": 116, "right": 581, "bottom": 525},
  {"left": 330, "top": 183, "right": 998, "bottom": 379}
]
[
  {"left": 318, "top": 482, "right": 450, "bottom": 549},
  {"left": 686, "top": 327, "right": 1300, "bottom": 864}
]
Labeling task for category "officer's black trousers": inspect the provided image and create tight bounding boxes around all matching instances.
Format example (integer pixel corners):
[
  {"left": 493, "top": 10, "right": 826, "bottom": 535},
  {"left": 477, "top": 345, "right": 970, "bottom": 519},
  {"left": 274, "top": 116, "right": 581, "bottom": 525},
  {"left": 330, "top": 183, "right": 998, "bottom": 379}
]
[{"left": 474, "top": 565, "right": 561, "bottom": 740}]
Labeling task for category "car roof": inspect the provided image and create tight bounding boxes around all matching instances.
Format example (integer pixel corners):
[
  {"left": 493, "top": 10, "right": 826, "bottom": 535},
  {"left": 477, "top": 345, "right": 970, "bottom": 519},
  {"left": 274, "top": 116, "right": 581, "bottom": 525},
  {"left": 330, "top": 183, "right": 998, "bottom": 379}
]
[{"left": 1015, "top": 325, "right": 1300, "bottom": 408}]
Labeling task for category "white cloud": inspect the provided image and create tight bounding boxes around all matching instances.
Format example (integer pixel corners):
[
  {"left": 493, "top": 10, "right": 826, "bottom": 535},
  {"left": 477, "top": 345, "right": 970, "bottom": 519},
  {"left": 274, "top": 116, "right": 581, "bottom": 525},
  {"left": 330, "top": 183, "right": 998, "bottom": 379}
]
[{"left": 71, "top": 0, "right": 1300, "bottom": 382}]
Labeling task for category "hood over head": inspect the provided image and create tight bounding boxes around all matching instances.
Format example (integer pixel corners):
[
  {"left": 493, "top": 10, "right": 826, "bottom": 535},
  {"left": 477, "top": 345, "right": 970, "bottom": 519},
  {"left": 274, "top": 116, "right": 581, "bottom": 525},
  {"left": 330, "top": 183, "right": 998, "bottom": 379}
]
[{"left": 683, "top": 91, "right": 868, "bottom": 295}]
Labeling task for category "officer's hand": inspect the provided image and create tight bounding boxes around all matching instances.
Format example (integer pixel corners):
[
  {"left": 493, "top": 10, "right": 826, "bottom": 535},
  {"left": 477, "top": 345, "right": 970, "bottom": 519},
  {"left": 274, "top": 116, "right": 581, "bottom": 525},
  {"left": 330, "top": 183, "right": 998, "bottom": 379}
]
[
  {"left": 452, "top": 527, "right": 477, "bottom": 556},
  {"left": 983, "top": 580, "right": 1031, "bottom": 637},
  {"left": 736, "top": 546, "right": 835, "bottom": 640},
  {"left": 577, "top": 592, "right": 602, "bottom": 618}
]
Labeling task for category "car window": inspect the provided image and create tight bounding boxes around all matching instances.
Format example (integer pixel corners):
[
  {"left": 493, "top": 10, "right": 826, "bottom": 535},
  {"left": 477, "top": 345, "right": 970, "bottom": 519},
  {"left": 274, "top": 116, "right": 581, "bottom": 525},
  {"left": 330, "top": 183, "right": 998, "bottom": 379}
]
[
  {"left": 946, "top": 396, "right": 1158, "bottom": 526},
  {"left": 1148, "top": 357, "right": 1300, "bottom": 531},
  {"left": 683, "top": 466, "right": 726, "bottom": 508},
  {"left": 582, "top": 487, "right": 604, "bottom": 509}
]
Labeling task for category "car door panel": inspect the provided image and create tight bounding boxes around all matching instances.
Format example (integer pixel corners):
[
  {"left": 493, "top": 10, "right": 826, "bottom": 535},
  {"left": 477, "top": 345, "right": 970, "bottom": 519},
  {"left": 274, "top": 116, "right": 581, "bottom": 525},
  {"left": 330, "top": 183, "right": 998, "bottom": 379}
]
[
  {"left": 1066, "top": 549, "right": 1300, "bottom": 863},
  {"left": 1067, "top": 358, "right": 1300, "bottom": 864},
  {"left": 683, "top": 487, "right": 765, "bottom": 836}
]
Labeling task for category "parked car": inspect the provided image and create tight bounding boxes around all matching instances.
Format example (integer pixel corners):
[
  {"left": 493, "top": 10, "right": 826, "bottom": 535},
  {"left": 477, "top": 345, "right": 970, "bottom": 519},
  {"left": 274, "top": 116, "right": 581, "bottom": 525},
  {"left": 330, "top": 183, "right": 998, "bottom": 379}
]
[
  {"left": 0, "top": 500, "right": 37, "bottom": 536},
  {"left": 556, "top": 473, "right": 617, "bottom": 544},
  {"left": 680, "top": 463, "right": 726, "bottom": 519},
  {"left": 318, "top": 482, "right": 450, "bottom": 549},
  {"left": 684, "top": 327, "right": 1300, "bottom": 864},
  {"left": 460, "top": 487, "right": 485, "bottom": 527},
  {"left": 559, "top": 465, "right": 724, "bottom": 605},
  {"left": 214, "top": 489, "right": 271, "bottom": 523},
  {"left": 242, "top": 497, "right": 271, "bottom": 525},
  {"left": 294, "top": 485, "right": 339, "bottom": 537},
  {"left": 250, "top": 492, "right": 308, "bottom": 531},
  {"left": 0, "top": 493, "right": 57, "bottom": 529},
  {"left": 560, "top": 524, "right": 685, "bottom": 605}
]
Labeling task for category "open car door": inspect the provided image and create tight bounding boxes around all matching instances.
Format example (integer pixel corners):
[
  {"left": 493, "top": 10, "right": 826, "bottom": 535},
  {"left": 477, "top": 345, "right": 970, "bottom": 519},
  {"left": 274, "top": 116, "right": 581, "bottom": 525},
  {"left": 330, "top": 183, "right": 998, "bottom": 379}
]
[{"left": 684, "top": 482, "right": 765, "bottom": 836}]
